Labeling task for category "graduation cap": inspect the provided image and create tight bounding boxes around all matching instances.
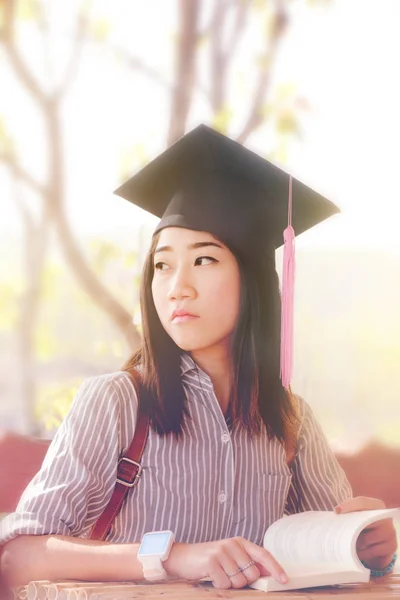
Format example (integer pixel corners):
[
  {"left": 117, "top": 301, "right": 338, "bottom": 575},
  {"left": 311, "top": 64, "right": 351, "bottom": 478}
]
[{"left": 115, "top": 124, "right": 339, "bottom": 389}]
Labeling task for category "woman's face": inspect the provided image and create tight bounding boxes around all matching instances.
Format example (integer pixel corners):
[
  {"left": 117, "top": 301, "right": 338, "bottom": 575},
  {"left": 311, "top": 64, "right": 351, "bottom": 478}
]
[{"left": 151, "top": 227, "right": 241, "bottom": 354}]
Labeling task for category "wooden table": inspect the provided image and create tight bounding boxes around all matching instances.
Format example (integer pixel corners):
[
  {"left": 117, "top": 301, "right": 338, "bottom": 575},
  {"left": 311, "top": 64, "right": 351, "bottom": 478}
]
[
  {"left": 123, "top": 575, "right": 400, "bottom": 599},
  {"left": 17, "top": 574, "right": 400, "bottom": 600}
]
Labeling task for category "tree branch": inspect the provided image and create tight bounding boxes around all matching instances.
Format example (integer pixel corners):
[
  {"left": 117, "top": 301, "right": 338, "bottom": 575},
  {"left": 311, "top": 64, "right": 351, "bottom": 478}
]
[
  {"left": 210, "top": 0, "right": 229, "bottom": 112},
  {"left": 124, "top": 50, "right": 211, "bottom": 104},
  {"left": 225, "top": 0, "right": 250, "bottom": 58},
  {"left": 12, "top": 179, "right": 34, "bottom": 230},
  {"left": 167, "top": 0, "right": 201, "bottom": 145},
  {"left": 59, "top": 29, "right": 210, "bottom": 104},
  {"left": 0, "top": 152, "right": 47, "bottom": 197},
  {"left": 83, "top": 31, "right": 173, "bottom": 91},
  {"left": 36, "top": 0, "right": 55, "bottom": 89},
  {"left": 45, "top": 103, "right": 141, "bottom": 351},
  {"left": 11, "top": 172, "right": 50, "bottom": 435},
  {"left": 1, "top": 0, "right": 47, "bottom": 106},
  {"left": 55, "top": 9, "right": 90, "bottom": 99},
  {"left": 209, "top": 0, "right": 250, "bottom": 118},
  {"left": 201, "top": 0, "right": 236, "bottom": 38},
  {"left": 236, "top": 1, "right": 289, "bottom": 144},
  {"left": 53, "top": 203, "right": 142, "bottom": 350},
  {"left": 124, "top": 53, "right": 173, "bottom": 90},
  {"left": 1, "top": 1, "right": 141, "bottom": 357}
]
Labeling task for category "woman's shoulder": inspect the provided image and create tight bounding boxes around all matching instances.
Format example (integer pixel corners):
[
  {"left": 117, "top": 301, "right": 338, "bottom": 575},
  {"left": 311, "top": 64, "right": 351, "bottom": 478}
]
[
  {"left": 291, "top": 392, "right": 328, "bottom": 448},
  {"left": 291, "top": 393, "right": 307, "bottom": 419},
  {"left": 290, "top": 393, "right": 313, "bottom": 443},
  {"left": 292, "top": 393, "right": 322, "bottom": 422},
  {"left": 73, "top": 370, "right": 140, "bottom": 414},
  {"left": 81, "top": 369, "right": 139, "bottom": 388},
  {"left": 66, "top": 371, "right": 140, "bottom": 451}
]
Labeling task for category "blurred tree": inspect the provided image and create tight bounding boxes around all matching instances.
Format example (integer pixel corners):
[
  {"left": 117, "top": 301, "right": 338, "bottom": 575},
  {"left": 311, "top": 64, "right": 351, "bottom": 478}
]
[
  {"left": 12, "top": 173, "right": 48, "bottom": 434},
  {"left": 118, "top": 0, "right": 317, "bottom": 146},
  {"left": 0, "top": 0, "right": 141, "bottom": 353},
  {"left": 167, "top": 0, "right": 289, "bottom": 145},
  {"left": 0, "top": 0, "right": 331, "bottom": 432},
  {"left": 0, "top": 0, "right": 141, "bottom": 431},
  {"left": 0, "top": 111, "right": 49, "bottom": 433}
]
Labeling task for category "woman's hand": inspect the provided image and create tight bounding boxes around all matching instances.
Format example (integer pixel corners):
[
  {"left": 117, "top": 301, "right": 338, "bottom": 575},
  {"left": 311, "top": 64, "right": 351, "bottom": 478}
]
[
  {"left": 334, "top": 496, "right": 398, "bottom": 571},
  {"left": 164, "top": 537, "right": 288, "bottom": 589}
]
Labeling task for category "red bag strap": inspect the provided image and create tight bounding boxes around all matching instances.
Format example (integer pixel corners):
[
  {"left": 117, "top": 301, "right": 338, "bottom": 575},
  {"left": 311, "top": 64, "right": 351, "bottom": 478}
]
[{"left": 89, "top": 370, "right": 150, "bottom": 541}]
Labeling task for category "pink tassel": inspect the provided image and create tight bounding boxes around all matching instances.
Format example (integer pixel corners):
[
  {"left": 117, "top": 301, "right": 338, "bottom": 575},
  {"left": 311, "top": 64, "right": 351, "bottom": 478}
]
[{"left": 280, "top": 176, "right": 295, "bottom": 389}]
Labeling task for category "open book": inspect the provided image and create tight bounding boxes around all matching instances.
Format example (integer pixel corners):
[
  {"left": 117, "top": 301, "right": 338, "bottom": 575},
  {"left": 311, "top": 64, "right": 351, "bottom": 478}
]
[{"left": 250, "top": 507, "right": 399, "bottom": 592}]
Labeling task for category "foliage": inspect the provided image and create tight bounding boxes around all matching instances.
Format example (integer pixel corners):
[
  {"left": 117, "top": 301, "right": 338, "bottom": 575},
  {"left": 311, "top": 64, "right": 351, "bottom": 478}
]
[
  {"left": 0, "top": 280, "right": 22, "bottom": 331},
  {"left": 35, "top": 379, "right": 81, "bottom": 432}
]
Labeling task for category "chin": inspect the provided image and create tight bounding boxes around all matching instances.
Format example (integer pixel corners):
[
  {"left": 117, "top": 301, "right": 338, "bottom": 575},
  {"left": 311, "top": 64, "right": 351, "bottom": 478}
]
[
  {"left": 169, "top": 334, "right": 223, "bottom": 354},
  {"left": 172, "top": 340, "right": 205, "bottom": 353}
]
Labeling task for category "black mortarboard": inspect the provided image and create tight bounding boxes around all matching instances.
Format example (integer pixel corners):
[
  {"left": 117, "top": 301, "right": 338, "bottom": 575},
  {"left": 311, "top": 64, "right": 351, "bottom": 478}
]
[
  {"left": 115, "top": 124, "right": 340, "bottom": 388},
  {"left": 114, "top": 124, "right": 339, "bottom": 261}
]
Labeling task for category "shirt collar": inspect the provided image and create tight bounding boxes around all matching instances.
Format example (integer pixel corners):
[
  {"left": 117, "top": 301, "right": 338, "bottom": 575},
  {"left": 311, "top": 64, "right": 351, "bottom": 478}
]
[
  {"left": 180, "top": 352, "right": 214, "bottom": 389},
  {"left": 180, "top": 351, "right": 199, "bottom": 376}
]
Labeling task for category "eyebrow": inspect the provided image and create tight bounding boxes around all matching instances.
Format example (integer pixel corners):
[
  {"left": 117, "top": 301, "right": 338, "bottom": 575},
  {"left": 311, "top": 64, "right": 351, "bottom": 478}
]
[{"left": 154, "top": 241, "right": 224, "bottom": 255}]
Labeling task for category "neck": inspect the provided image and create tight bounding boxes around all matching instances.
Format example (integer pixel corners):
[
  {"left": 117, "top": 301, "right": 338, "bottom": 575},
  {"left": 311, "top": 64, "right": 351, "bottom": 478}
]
[{"left": 190, "top": 344, "right": 231, "bottom": 414}]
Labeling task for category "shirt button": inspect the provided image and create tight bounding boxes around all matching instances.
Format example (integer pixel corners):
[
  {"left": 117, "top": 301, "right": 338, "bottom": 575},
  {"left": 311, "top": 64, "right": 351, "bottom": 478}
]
[
  {"left": 218, "top": 492, "right": 227, "bottom": 504},
  {"left": 221, "top": 433, "right": 230, "bottom": 443}
]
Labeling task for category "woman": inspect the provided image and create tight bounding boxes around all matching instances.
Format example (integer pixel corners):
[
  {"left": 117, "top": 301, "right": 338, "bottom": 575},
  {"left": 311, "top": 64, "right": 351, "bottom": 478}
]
[{"left": 0, "top": 125, "right": 397, "bottom": 589}]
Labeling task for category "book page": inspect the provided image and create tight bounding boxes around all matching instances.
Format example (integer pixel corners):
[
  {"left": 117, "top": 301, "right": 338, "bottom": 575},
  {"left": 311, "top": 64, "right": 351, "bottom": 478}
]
[
  {"left": 263, "top": 507, "right": 399, "bottom": 571},
  {"left": 250, "top": 567, "right": 370, "bottom": 593}
]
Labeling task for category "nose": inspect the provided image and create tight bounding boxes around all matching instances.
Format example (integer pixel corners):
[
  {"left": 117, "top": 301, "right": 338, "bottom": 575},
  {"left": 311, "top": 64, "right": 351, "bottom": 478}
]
[{"left": 167, "top": 265, "right": 196, "bottom": 301}]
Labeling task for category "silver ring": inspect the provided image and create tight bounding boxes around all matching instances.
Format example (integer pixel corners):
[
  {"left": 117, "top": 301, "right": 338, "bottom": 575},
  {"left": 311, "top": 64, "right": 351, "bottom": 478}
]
[
  {"left": 227, "top": 567, "right": 242, "bottom": 578},
  {"left": 227, "top": 560, "right": 256, "bottom": 578},
  {"left": 240, "top": 560, "right": 256, "bottom": 571}
]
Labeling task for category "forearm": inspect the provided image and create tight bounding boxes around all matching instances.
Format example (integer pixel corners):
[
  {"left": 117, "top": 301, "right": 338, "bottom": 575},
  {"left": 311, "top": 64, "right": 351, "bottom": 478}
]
[{"left": 1, "top": 535, "right": 143, "bottom": 588}]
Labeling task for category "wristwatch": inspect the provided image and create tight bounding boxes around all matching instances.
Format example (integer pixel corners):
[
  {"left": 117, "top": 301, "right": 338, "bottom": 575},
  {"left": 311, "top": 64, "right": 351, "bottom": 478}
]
[{"left": 137, "top": 530, "right": 175, "bottom": 581}]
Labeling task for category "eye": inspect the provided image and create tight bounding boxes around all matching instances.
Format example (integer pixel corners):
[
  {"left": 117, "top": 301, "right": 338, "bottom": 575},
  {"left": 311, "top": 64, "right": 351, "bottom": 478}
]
[
  {"left": 195, "top": 256, "right": 217, "bottom": 266},
  {"left": 154, "top": 261, "right": 170, "bottom": 271}
]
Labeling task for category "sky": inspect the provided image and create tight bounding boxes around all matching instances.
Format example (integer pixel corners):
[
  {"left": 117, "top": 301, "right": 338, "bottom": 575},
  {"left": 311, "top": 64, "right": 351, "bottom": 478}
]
[{"left": 1, "top": 0, "right": 400, "bottom": 253}]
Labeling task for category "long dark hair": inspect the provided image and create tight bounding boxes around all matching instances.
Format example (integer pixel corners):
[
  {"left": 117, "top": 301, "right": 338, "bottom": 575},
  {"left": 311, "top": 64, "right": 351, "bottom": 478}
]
[{"left": 123, "top": 232, "right": 300, "bottom": 445}]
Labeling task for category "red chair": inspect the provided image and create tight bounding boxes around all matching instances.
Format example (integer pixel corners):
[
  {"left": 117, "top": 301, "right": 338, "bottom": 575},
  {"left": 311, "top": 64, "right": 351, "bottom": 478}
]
[
  {"left": 0, "top": 432, "right": 51, "bottom": 597},
  {"left": 0, "top": 431, "right": 51, "bottom": 514},
  {"left": 1, "top": 432, "right": 399, "bottom": 513},
  {"left": 0, "top": 433, "right": 399, "bottom": 592},
  {"left": 335, "top": 441, "right": 400, "bottom": 508}
]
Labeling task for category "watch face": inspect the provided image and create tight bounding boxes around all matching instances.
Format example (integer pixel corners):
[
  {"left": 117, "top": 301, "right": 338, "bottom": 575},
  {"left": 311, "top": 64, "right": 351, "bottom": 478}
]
[{"left": 139, "top": 532, "right": 172, "bottom": 556}]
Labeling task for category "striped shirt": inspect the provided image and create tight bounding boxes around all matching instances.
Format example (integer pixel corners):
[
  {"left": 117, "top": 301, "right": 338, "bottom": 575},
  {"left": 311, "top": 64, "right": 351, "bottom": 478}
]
[{"left": 0, "top": 353, "right": 352, "bottom": 547}]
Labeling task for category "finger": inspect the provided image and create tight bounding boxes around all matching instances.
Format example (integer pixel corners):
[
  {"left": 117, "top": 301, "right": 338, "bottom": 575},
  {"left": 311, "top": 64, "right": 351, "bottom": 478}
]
[
  {"left": 357, "top": 541, "right": 397, "bottom": 565},
  {"left": 242, "top": 539, "right": 288, "bottom": 584},
  {"left": 226, "top": 541, "right": 261, "bottom": 585},
  {"left": 360, "top": 518, "right": 394, "bottom": 533},
  {"left": 335, "top": 496, "right": 386, "bottom": 514},
  {"left": 218, "top": 553, "right": 248, "bottom": 590},
  {"left": 208, "top": 556, "right": 233, "bottom": 590},
  {"left": 357, "top": 523, "right": 396, "bottom": 550}
]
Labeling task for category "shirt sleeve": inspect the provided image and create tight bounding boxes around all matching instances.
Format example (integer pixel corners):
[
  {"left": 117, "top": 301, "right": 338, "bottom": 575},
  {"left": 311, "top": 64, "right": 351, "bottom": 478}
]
[
  {"left": 0, "top": 373, "right": 137, "bottom": 545},
  {"left": 285, "top": 397, "right": 353, "bottom": 514}
]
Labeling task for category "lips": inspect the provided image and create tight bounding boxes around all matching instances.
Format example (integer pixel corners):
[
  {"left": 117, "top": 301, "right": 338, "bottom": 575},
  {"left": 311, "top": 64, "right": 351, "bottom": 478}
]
[{"left": 171, "top": 309, "right": 198, "bottom": 322}]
